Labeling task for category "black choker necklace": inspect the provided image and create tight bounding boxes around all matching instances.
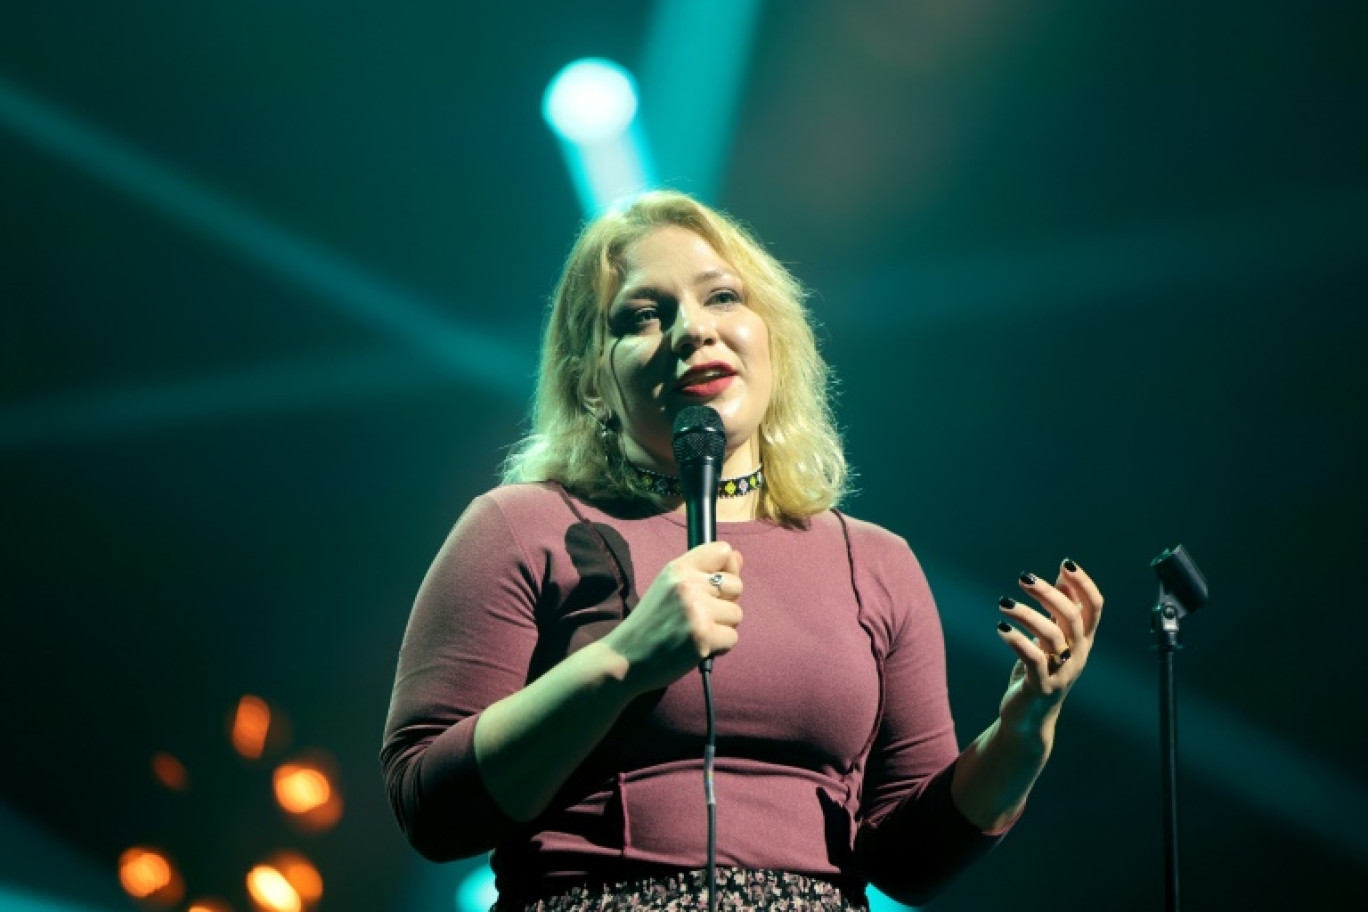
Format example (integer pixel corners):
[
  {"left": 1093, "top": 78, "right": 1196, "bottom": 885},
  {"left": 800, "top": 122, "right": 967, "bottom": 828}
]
[{"left": 628, "top": 463, "right": 765, "bottom": 499}]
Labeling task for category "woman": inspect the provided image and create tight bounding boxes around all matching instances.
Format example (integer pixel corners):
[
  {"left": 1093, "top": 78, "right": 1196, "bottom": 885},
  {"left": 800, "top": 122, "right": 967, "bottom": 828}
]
[{"left": 381, "top": 191, "right": 1103, "bottom": 910}]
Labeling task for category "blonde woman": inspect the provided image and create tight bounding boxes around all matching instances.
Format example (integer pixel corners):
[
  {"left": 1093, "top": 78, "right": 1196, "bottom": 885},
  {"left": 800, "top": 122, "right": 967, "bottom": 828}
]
[{"left": 382, "top": 192, "right": 1104, "bottom": 911}]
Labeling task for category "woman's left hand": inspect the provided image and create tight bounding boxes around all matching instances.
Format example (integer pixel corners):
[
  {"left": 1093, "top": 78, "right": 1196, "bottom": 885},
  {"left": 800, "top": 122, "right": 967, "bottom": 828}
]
[{"left": 995, "top": 559, "right": 1104, "bottom": 742}]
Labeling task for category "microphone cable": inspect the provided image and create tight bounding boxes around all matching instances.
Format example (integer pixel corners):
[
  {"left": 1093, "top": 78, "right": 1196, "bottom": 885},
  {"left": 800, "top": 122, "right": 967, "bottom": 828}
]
[{"left": 702, "top": 661, "right": 717, "bottom": 912}]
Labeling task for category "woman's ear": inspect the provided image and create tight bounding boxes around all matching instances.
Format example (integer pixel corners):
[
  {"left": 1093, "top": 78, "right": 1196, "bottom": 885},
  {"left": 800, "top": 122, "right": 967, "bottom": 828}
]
[{"left": 582, "top": 396, "right": 619, "bottom": 433}]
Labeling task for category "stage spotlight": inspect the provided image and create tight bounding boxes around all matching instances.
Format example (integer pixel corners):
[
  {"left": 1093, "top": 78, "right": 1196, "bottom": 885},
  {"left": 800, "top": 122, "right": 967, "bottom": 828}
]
[
  {"left": 543, "top": 58, "right": 656, "bottom": 216},
  {"left": 543, "top": 58, "right": 638, "bottom": 144}
]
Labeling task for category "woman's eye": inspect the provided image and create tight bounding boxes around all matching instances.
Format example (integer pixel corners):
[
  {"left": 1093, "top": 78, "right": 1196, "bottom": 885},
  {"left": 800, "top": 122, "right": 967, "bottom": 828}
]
[
  {"left": 624, "top": 306, "right": 659, "bottom": 329},
  {"left": 709, "top": 289, "right": 742, "bottom": 306}
]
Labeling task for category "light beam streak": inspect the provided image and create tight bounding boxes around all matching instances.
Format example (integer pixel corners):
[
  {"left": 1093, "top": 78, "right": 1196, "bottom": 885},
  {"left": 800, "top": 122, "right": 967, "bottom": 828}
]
[{"left": 0, "top": 76, "right": 532, "bottom": 431}]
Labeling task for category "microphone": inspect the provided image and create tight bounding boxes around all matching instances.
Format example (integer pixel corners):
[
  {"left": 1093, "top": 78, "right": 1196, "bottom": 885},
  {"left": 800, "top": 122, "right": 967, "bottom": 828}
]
[
  {"left": 673, "top": 405, "right": 727, "bottom": 549},
  {"left": 672, "top": 405, "right": 727, "bottom": 670}
]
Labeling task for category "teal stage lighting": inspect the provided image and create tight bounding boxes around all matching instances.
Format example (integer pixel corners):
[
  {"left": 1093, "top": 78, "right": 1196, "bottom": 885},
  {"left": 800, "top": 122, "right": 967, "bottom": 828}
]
[
  {"left": 454, "top": 861, "right": 498, "bottom": 912},
  {"left": 543, "top": 58, "right": 656, "bottom": 216}
]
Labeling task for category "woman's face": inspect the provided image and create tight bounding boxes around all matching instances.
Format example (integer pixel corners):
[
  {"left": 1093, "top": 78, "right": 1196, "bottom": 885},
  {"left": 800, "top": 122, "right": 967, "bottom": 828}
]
[{"left": 601, "top": 225, "right": 772, "bottom": 474}]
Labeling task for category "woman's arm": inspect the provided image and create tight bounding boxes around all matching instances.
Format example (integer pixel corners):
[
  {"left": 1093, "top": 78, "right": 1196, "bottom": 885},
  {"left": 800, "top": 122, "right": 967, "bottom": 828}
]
[
  {"left": 381, "top": 495, "right": 543, "bottom": 860},
  {"left": 470, "top": 640, "right": 636, "bottom": 820},
  {"left": 474, "top": 540, "right": 744, "bottom": 820},
  {"left": 853, "top": 539, "right": 1103, "bottom": 904}
]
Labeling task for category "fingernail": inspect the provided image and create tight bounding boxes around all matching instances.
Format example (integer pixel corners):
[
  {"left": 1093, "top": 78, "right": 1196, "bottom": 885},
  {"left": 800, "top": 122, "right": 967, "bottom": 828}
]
[
  {"left": 998, "top": 597, "right": 1016, "bottom": 609},
  {"left": 1063, "top": 558, "right": 1079, "bottom": 573},
  {"left": 997, "top": 621, "right": 1013, "bottom": 633},
  {"left": 1019, "top": 571, "right": 1037, "bottom": 586}
]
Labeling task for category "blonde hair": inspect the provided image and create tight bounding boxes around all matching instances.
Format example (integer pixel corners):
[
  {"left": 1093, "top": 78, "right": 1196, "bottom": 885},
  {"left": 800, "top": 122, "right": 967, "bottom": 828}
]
[{"left": 501, "top": 191, "right": 846, "bottom": 525}]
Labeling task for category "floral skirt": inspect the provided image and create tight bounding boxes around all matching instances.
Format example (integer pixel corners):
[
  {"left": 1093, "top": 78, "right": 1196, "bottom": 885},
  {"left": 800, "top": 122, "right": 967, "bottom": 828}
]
[{"left": 495, "top": 867, "right": 868, "bottom": 912}]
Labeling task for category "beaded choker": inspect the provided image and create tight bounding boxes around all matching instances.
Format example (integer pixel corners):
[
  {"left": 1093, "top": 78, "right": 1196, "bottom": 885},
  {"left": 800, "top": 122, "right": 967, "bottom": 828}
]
[{"left": 628, "top": 463, "right": 765, "bottom": 499}]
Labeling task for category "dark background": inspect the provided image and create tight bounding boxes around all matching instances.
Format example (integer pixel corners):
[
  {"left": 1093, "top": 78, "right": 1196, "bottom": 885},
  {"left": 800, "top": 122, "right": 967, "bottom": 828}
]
[{"left": 2, "top": 2, "right": 1366, "bottom": 910}]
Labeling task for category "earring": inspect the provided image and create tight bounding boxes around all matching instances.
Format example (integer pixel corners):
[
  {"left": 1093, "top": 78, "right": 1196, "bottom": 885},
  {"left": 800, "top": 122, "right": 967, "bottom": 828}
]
[{"left": 585, "top": 402, "right": 616, "bottom": 440}]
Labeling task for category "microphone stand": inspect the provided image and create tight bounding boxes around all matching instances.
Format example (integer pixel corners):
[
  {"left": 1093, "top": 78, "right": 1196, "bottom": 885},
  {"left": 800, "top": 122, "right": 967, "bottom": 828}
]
[{"left": 1149, "top": 545, "right": 1208, "bottom": 912}]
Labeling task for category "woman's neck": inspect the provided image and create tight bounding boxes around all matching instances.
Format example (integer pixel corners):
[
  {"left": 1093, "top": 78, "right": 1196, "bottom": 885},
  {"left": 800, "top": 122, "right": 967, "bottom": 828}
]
[
  {"left": 715, "top": 491, "right": 760, "bottom": 522},
  {"left": 627, "top": 438, "right": 763, "bottom": 522}
]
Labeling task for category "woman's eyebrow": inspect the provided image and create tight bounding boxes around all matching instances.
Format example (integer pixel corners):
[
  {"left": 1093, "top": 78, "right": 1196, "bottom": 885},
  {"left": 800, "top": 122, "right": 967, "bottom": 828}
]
[
  {"left": 614, "top": 283, "right": 663, "bottom": 304},
  {"left": 691, "top": 269, "right": 738, "bottom": 285},
  {"left": 615, "top": 269, "right": 739, "bottom": 304}
]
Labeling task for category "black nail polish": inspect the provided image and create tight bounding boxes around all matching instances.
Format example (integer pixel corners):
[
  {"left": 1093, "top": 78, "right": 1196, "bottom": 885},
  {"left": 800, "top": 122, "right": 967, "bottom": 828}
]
[
  {"left": 997, "top": 621, "right": 1013, "bottom": 633},
  {"left": 998, "top": 597, "right": 1016, "bottom": 609},
  {"left": 1019, "top": 572, "right": 1037, "bottom": 586},
  {"left": 1063, "top": 558, "right": 1079, "bottom": 573}
]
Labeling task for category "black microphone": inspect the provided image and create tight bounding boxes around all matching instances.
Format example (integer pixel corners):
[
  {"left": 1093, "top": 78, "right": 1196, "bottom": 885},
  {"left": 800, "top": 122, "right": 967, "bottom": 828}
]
[
  {"left": 672, "top": 405, "right": 727, "bottom": 669},
  {"left": 673, "top": 405, "right": 727, "bottom": 550}
]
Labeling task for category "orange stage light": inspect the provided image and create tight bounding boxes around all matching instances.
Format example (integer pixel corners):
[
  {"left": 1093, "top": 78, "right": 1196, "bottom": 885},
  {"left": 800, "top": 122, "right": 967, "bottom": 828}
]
[
  {"left": 273, "top": 764, "right": 331, "bottom": 814},
  {"left": 293, "top": 790, "right": 343, "bottom": 832},
  {"left": 186, "top": 899, "right": 233, "bottom": 912},
  {"left": 270, "top": 851, "right": 323, "bottom": 904},
  {"left": 273, "top": 752, "right": 343, "bottom": 832},
  {"left": 232, "top": 694, "right": 271, "bottom": 759},
  {"left": 118, "top": 846, "right": 185, "bottom": 906},
  {"left": 151, "top": 751, "right": 190, "bottom": 791},
  {"left": 246, "top": 865, "right": 301, "bottom": 912}
]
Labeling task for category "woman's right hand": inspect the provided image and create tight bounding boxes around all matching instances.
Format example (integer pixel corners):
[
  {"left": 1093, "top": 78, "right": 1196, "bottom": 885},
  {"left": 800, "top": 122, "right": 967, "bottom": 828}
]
[{"left": 602, "top": 540, "right": 744, "bottom": 694}]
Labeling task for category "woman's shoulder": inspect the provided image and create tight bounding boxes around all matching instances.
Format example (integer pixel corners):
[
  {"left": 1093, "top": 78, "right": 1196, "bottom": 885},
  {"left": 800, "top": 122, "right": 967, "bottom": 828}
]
[
  {"left": 821, "top": 511, "right": 935, "bottom": 621},
  {"left": 442, "top": 483, "right": 583, "bottom": 562},
  {"left": 469, "top": 481, "right": 579, "bottom": 527},
  {"left": 816, "top": 509, "right": 916, "bottom": 560},
  {"left": 480, "top": 480, "right": 562, "bottom": 508}
]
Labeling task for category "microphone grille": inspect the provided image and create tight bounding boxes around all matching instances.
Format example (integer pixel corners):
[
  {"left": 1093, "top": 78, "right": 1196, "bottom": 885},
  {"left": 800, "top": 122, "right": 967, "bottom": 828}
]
[{"left": 672, "top": 406, "right": 726, "bottom": 463}]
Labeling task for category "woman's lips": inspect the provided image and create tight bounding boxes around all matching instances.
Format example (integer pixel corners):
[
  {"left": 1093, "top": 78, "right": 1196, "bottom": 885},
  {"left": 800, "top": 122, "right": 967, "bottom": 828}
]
[{"left": 676, "top": 375, "right": 735, "bottom": 398}]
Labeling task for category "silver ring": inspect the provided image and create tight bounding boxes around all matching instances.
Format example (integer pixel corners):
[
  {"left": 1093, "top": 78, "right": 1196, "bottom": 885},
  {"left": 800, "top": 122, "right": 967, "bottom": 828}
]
[
  {"left": 1049, "top": 647, "right": 1073, "bottom": 672},
  {"left": 708, "top": 572, "right": 725, "bottom": 595}
]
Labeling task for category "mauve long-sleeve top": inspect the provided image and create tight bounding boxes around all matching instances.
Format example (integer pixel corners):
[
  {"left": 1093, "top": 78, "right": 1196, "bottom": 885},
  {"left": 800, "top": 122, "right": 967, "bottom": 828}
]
[{"left": 381, "top": 483, "right": 1006, "bottom": 905}]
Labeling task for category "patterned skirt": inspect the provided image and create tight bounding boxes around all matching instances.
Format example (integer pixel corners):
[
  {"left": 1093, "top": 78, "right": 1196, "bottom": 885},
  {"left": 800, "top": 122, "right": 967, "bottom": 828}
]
[{"left": 495, "top": 867, "right": 869, "bottom": 912}]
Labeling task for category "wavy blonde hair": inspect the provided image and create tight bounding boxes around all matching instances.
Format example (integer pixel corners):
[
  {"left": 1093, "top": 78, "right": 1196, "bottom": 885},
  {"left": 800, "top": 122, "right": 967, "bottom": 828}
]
[{"left": 502, "top": 191, "right": 846, "bottom": 525}]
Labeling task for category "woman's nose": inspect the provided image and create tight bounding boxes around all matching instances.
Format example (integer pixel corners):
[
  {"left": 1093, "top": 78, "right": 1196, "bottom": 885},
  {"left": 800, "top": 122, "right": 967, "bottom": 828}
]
[{"left": 670, "top": 298, "right": 717, "bottom": 357}]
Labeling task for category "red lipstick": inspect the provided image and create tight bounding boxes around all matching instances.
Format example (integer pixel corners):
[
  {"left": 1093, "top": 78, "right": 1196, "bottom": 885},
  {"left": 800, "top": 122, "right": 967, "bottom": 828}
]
[{"left": 675, "top": 362, "right": 736, "bottom": 398}]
